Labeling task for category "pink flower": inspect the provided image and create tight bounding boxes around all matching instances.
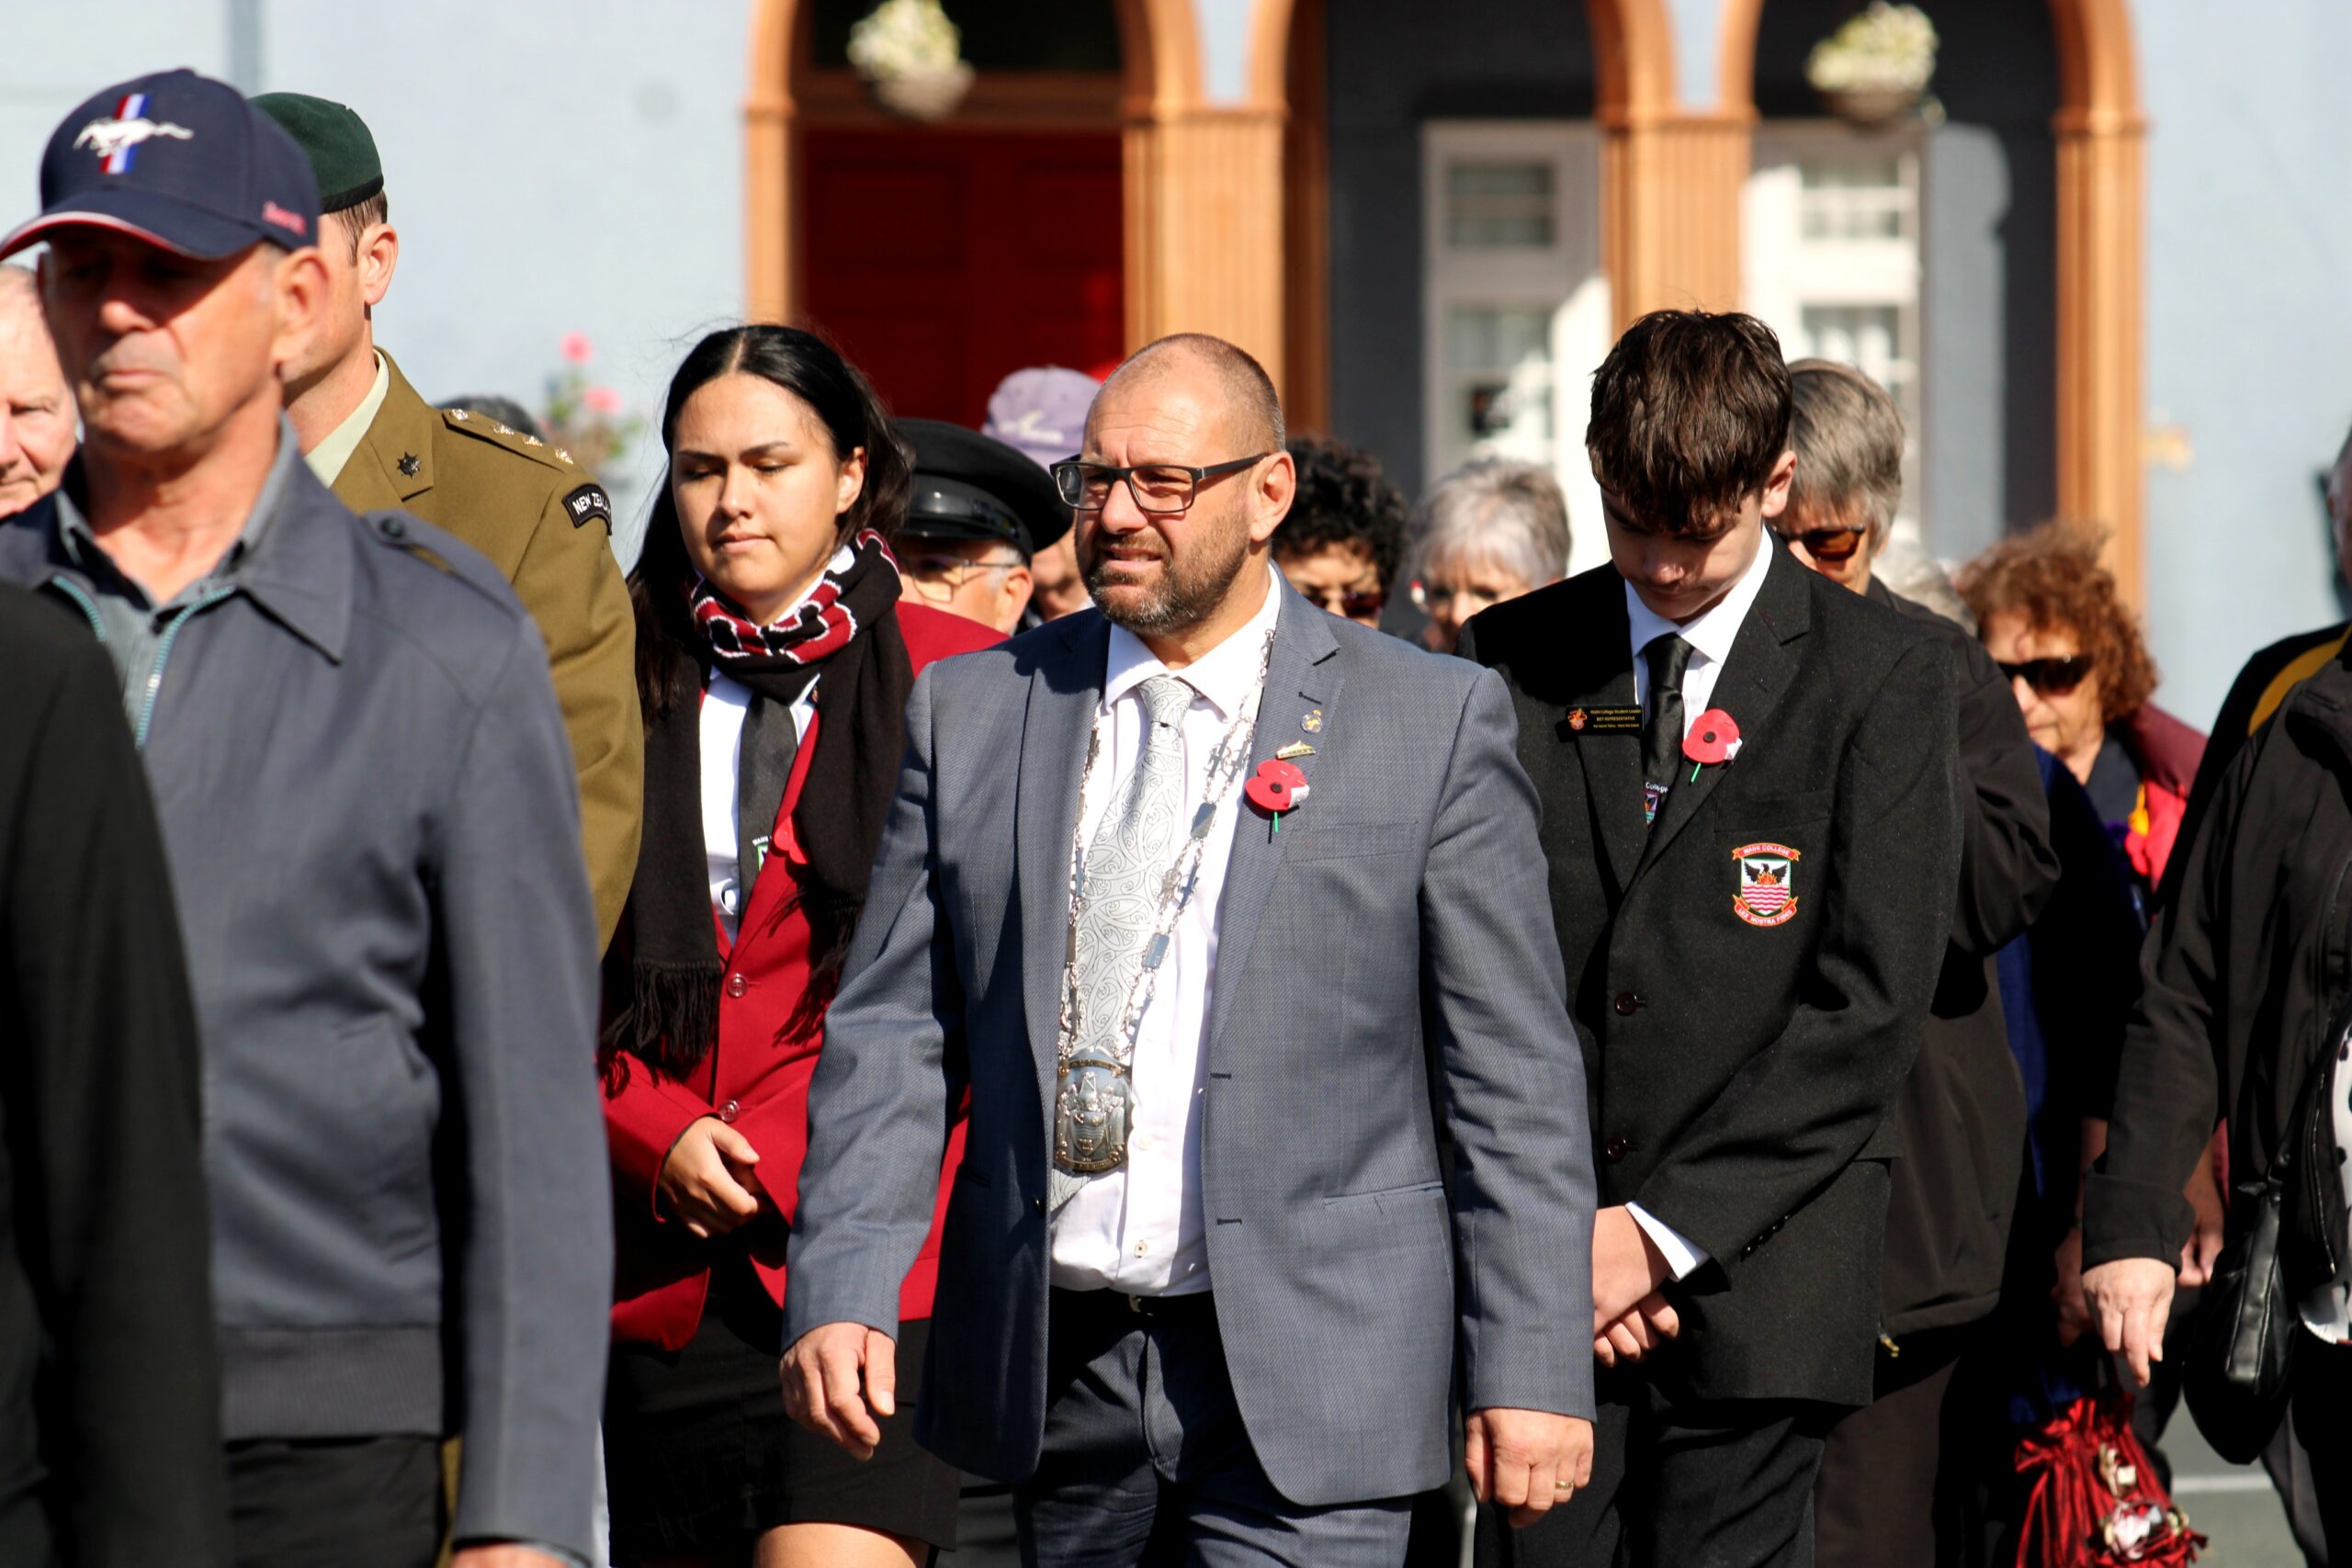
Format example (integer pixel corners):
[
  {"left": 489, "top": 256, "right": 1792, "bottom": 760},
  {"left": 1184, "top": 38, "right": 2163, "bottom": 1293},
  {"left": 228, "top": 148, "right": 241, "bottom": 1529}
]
[
  {"left": 583, "top": 384, "right": 624, "bottom": 416},
  {"left": 560, "top": 331, "right": 594, "bottom": 365}
]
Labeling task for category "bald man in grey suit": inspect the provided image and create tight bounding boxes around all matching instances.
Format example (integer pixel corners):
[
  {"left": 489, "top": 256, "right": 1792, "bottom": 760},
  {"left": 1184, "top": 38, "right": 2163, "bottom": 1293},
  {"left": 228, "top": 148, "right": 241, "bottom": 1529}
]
[{"left": 783, "top": 334, "right": 1598, "bottom": 1564}]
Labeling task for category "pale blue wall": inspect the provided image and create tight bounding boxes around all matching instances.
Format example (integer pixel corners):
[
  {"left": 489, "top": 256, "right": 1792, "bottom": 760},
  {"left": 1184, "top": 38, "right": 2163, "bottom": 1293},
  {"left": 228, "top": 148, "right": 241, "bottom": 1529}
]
[
  {"left": 1, "top": 0, "right": 753, "bottom": 564},
  {"left": 2135, "top": 2, "right": 2352, "bottom": 729}
]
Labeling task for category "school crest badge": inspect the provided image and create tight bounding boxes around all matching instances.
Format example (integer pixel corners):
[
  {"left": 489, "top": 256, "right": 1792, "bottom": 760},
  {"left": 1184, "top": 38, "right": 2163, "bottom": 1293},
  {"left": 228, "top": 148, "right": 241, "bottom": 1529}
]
[{"left": 1732, "top": 841, "right": 1801, "bottom": 927}]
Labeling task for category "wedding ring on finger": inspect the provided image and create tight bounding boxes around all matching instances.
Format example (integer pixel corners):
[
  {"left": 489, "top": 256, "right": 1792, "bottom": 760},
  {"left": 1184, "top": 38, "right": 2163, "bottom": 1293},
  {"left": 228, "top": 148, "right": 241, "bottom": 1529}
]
[{"left": 1554, "top": 1481, "right": 1575, "bottom": 1493}]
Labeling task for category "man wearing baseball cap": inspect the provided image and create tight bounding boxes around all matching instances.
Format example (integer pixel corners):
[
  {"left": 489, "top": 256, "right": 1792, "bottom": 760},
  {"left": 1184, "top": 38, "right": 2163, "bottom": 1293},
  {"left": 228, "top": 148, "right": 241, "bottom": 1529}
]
[
  {"left": 253, "top": 91, "right": 640, "bottom": 950},
  {"left": 0, "top": 70, "right": 610, "bottom": 1568}
]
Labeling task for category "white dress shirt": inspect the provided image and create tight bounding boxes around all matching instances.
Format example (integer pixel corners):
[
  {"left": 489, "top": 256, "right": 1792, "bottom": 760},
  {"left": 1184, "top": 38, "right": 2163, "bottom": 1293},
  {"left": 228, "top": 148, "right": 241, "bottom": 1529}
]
[
  {"left": 1049, "top": 567, "right": 1284, "bottom": 1296},
  {"left": 700, "top": 671, "right": 818, "bottom": 943},
  {"left": 1619, "top": 530, "right": 1778, "bottom": 1280}
]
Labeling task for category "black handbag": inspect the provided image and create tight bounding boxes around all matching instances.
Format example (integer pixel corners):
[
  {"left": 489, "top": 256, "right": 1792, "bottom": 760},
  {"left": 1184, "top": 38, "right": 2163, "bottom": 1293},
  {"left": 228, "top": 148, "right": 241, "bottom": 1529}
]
[{"left": 2183, "top": 1014, "right": 2344, "bottom": 1463}]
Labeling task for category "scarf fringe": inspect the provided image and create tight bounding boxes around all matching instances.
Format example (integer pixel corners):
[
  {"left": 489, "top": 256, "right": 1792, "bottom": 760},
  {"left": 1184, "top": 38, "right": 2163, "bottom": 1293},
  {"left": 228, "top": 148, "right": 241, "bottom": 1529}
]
[{"left": 600, "top": 958, "right": 723, "bottom": 1087}]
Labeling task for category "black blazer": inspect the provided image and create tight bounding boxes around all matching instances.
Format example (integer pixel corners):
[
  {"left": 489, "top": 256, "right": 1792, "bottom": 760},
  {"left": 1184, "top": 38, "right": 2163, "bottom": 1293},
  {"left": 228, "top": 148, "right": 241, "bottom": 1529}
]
[
  {"left": 1865, "top": 580, "right": 2057, "bottom": 1337},
  {"left": 1457, "top": 547, "right": 1962, "bottom": 1405},
  {"left": 0, "top": 586, "right": 227, "bottom": 1567}
]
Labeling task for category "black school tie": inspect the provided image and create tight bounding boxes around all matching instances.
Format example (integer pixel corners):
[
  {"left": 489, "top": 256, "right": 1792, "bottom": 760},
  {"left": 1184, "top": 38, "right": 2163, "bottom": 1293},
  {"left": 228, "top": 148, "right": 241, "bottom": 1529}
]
[{"left": 1640, "top": 634, "right": 1696, "bottom": 827}]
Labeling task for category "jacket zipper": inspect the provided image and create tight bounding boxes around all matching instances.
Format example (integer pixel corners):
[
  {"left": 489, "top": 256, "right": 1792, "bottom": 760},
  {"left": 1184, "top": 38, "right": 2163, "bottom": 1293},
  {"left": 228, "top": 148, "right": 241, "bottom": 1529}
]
[
  {"left": 46, "top": 577, "right": 107, "bottom": 643},
  {"left": 135, "top": 589, "right": 230, "bottom": 750}
]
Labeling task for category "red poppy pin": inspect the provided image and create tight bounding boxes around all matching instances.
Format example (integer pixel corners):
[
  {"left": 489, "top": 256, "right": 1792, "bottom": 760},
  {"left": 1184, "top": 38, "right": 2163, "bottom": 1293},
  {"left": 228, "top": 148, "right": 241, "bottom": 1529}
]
[
  {"left": 1246, "top": 758, "right": 1309, "bottom": 833},
  {"left": 1682, "top": 708, "right": 1743, "bottom": 782}
]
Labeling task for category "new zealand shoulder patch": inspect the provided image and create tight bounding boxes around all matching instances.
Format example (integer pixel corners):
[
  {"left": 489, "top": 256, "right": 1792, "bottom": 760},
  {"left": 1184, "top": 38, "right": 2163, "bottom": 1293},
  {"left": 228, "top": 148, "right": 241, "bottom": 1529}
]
[
  {"left": 563, "top": 482, "right": 613, "bottom": 533},
  {"left": 1731, "top": 841, "right": 1801, "bottom": 927}
]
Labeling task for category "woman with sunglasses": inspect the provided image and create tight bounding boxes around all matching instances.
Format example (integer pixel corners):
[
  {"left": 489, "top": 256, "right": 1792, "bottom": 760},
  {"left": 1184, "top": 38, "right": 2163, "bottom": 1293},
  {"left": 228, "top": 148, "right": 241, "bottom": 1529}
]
[
  {"left": 1959, "top": 523, "right": 2204, "bottom": 916},
  {"left": 1270, "top": 434, "right": 1408, "bottom": 630},
  {"left": 1959, "top": 522, "right": 2228, "bottom": 1482},
  {"left": 598, "top": 325, "right": 999, "bottom": 1567}
]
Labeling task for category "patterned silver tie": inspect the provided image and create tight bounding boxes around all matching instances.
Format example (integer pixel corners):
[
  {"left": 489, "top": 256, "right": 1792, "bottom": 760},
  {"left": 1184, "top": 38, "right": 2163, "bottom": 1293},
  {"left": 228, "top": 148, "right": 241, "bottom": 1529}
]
[
  {"left": 1074, "top": 674, "right": 1194, "bottom": 1055},
  {"left": 1049, "top": 675, "right": 1193, "bottom": 1209}
]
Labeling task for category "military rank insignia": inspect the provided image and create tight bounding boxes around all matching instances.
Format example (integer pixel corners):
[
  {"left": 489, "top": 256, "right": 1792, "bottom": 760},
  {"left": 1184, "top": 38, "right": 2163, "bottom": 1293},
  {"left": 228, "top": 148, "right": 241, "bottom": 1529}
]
[{"left": 1731, "top": 842, "right": 1801, "bottom": 927}]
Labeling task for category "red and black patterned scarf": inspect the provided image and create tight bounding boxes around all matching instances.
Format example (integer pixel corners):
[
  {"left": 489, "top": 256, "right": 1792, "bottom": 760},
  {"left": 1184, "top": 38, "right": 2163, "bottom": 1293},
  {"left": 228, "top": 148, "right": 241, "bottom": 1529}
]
[{"left": 605, "top": 528, "right": 911, "bottom": 1081}]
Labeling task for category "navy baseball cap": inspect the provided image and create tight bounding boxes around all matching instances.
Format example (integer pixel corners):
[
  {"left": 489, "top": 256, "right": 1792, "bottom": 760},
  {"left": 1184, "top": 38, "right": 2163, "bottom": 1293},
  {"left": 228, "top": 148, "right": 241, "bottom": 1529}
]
[{"left": 0, "top": 69, "right": 321, "bottom": 260}]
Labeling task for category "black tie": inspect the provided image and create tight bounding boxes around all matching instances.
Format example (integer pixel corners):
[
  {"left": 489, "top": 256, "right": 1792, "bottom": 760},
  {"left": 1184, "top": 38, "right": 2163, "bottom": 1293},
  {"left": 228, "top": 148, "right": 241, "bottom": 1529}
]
[
  {"left": 734, "top": 676, "right": 814, "bottom": 910},
  {"left": 1640, "top": 634, "right": 1696, "bottom": 825}
]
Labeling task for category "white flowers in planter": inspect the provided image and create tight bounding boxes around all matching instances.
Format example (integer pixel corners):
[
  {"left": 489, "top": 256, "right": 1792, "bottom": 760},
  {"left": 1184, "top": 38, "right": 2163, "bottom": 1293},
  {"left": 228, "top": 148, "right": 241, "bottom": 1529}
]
[{"left": 1805, "top": 2, "right": 1939, "bottom": 96}]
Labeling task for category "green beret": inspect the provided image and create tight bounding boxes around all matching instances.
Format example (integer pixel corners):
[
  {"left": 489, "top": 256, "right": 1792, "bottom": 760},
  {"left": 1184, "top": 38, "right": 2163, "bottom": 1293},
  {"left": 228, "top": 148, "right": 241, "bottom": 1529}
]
[{"left": 251, "top": 92, "right": 382, "bottom": 213}]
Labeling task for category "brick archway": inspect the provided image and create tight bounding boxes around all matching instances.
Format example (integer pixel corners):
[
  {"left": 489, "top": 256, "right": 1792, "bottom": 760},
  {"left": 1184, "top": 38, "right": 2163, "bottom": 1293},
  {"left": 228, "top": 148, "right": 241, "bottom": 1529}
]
[{"left": 1717, "top": 0, "right": 2148, "bottom": 598}]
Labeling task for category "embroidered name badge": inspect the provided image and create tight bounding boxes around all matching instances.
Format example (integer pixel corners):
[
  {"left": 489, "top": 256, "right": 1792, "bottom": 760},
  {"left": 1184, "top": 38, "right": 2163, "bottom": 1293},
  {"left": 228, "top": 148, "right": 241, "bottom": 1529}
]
[
  {"left": 1732, "top": 841, "right": 1802, "bottom": 927},
  {"left": 1563, "top": 705, "right": 1643, "bottom": 737}
]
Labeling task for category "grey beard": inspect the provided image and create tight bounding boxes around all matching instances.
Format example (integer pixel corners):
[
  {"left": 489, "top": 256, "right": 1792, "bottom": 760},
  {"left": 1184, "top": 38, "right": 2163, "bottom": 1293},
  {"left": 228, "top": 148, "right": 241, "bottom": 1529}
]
[{"left": 1085, "top": 525, "right": 1251, "bottom": 637}]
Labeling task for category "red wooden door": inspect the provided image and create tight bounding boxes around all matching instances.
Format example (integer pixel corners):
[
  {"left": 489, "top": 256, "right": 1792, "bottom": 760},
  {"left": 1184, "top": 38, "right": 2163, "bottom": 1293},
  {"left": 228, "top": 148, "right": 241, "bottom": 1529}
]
[{"left": 801, "top": 129, "right": 1125, "bottom": 427}]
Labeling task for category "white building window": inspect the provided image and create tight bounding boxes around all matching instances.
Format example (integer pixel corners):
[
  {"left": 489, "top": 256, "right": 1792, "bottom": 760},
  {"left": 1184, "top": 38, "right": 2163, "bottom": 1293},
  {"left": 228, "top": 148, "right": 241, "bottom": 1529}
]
[
  {"left": 1744, "top": 128, "right": 1926, "bottom": 540},
  {"left": 1422, "top": 122, "right": 1612, "bottom": 578}
]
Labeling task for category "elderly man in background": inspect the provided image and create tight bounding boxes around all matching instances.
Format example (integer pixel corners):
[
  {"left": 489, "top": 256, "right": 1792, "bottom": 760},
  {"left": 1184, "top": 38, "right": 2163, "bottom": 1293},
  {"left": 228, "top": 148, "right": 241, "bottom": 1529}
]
[
  {"left": 1408, "top": 456, "right": 1570, "bottom": 653},
  {"left": 894, "top": 417, "right": 1070, "bottom": 636},
  {"left": 0, "top": 265, "right": 73, "bottom": 516},
  {"left": 0, "top": 70, "right": 609, "bottom": 1568}
]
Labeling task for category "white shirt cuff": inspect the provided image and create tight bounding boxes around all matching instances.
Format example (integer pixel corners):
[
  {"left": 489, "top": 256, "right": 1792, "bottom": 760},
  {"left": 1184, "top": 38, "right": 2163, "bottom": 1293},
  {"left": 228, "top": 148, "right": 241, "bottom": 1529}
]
[{"left": 1626, "top": 1202, "right": 1709, "bottom": 1280}]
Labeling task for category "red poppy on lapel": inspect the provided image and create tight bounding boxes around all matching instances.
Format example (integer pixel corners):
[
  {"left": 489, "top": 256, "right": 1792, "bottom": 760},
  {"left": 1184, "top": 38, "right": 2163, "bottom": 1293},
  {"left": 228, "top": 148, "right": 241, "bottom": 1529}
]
[
  {"left": 1246, "top": 758, "right": 1308, "bottom": 818},
  {"left": 1683, "top": 708, "right": 1742, "bottom": 768}
]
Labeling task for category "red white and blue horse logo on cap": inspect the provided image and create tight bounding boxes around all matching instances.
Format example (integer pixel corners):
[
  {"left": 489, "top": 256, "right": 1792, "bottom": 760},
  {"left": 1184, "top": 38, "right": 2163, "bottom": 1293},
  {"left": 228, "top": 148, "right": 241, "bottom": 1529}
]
[{"left": 73, "top": 93, "right": 193, "bottom": 174}]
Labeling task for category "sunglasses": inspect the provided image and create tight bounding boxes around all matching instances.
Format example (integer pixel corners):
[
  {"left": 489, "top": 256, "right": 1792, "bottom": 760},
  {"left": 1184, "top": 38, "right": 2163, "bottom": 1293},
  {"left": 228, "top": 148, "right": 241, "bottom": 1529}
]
[
  {"left": 1996, "top": 654, "right": 2094, "bottom": 696},
  {"left": 1784, "top": 525, "right": 1868, "bottom": 564}
]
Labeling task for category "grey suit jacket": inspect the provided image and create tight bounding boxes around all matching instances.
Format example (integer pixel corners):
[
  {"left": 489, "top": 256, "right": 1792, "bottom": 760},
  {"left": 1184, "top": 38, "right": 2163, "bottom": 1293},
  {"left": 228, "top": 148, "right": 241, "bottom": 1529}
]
[{"left": 785, "top": 580, "right": 1597, "bottom": 1507}]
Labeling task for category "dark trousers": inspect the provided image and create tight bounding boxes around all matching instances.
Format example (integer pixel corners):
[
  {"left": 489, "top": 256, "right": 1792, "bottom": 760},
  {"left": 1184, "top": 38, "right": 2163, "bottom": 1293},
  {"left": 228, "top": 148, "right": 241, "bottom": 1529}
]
[
  {"left": 227, "top": 1435, "right": 442, "bottom": 1568},
  {"left": 1015, "top": 1289, "right": 1413, "bottom": 1566},
  {"left": 1475, "top": 1371, "right": 1836, "bottom": 1568},
  {"left": 1812, "top": 1326, "right": 1973, "bottom": 1568},
  {"left": 2291, "top": 1337, "right": 2352, "bottom": 1561}
]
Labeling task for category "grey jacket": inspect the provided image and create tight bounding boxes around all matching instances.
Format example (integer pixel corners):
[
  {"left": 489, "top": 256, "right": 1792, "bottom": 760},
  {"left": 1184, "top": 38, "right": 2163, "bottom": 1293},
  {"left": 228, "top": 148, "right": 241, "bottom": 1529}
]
[
  {"left": 785, "top": 581, "right": 1598, "bottom": 1507},
  {"left": 0, "top": 443, "right": 611, "bottom": 1559}
]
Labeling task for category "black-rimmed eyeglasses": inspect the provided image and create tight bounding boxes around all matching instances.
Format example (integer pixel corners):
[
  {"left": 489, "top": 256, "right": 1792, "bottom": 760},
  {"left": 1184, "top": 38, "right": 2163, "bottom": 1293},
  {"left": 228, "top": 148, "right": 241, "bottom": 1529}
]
[{"left": 1051, "top": 455, "right": 1272, "bottom": 514}]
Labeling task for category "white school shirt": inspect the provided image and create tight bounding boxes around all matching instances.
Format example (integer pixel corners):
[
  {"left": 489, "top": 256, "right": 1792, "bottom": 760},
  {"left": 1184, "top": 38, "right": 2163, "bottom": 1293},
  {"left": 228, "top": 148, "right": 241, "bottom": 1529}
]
[
  {"left": 700, "top": 672, "right": 818, "bottom": 943},
  {"left": 1048, "top": 568, "right": 1284, "bottom": 1296},
  {"left": 1618, "top": 530, "right": 1778, "bottom": 1280}
]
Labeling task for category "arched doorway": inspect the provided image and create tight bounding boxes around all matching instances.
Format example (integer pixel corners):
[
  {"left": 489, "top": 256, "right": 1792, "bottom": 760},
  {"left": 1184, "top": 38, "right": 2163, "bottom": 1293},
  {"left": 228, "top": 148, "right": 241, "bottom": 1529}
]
[
  {"left": 745, "top": 3, "right": 1158, "bottom": 424},
  {"left": 747, "top": 0, "right": 1300, "bottom": 421},
  {"left": 1719, "top": 0, "right": 2147, "bottom": 597}
]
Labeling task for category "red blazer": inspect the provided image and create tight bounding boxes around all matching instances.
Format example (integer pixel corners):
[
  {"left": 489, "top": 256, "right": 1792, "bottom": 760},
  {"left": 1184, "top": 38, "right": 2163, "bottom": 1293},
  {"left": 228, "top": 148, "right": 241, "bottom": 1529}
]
[{"left": 605, "top": 601, "right": 1001, "bottom": 1350}]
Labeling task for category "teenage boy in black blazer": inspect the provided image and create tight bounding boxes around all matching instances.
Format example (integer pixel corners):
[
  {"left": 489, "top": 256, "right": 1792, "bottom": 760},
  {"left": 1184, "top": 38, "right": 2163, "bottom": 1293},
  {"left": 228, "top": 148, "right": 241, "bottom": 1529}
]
[{"left": 1461, "top": 311, "right": 1964, "bottom": 1568}]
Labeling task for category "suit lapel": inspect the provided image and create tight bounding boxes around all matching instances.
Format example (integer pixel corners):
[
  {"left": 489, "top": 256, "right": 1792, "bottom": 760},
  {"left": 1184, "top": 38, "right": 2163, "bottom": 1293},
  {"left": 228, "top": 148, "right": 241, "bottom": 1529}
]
[
  {"left": 1636, "top": 548, "right": 1812, "bottom": 871},
  {"left": 1017, "top": 615, "right": 1110, "bottom": 1111},
  {"left": 1553, "top": 583, "right": 1647, "bottom": 897},
  {"left": 1206, "top": 583, "right": 1340, "bottom": 1050}
]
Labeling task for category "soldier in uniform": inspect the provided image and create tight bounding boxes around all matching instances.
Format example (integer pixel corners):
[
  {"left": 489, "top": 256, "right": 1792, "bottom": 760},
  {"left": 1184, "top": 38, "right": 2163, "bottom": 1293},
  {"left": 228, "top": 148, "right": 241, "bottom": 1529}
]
[
  {"left": 255, "top": 91, "right": 640, "bottom": 947},
  {"left": 893, "top": 416, "right": 1070, "bottom": 635}
]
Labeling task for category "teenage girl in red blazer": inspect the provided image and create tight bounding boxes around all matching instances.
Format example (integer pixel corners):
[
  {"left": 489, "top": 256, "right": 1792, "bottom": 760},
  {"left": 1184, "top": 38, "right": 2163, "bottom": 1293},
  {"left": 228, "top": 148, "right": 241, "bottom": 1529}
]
[{"left": 600, "top": 325, "right": 997, "bottom": 1568}]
